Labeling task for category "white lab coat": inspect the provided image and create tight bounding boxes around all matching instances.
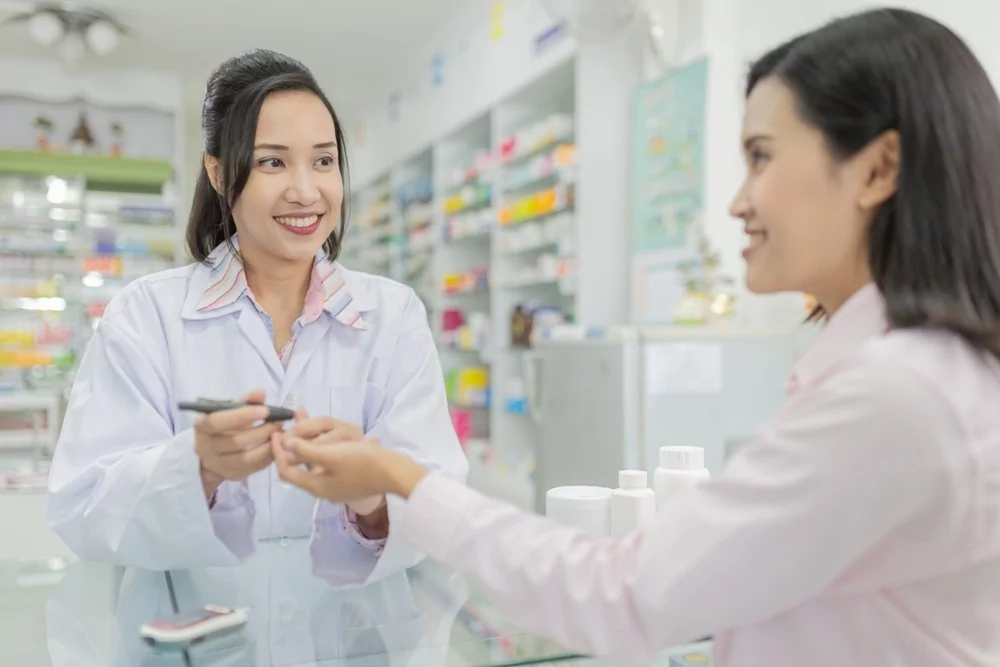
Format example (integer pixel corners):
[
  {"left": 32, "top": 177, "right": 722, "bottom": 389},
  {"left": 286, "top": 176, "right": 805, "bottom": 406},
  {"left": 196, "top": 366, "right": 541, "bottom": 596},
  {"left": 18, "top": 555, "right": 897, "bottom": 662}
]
[{"left": 46, "top": 259, "right": 468, "bottom": 580}]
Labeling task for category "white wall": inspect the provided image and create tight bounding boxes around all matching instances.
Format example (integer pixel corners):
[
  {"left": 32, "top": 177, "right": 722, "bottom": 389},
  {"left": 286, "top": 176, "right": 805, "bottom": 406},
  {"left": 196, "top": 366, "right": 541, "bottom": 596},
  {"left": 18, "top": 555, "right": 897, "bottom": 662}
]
[{"left": 0, "top": 56, "right": 183, "bottom": 113}]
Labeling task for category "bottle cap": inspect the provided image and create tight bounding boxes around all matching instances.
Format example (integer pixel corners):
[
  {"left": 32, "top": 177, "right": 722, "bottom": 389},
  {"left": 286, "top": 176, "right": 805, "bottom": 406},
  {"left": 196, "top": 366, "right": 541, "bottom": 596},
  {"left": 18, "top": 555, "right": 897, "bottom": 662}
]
[
  {"left": 659, "top": 446, "right": 704, "bottom": 470},
  {"left": 618, "top": 470, "right": 647, "bottom": 490}
]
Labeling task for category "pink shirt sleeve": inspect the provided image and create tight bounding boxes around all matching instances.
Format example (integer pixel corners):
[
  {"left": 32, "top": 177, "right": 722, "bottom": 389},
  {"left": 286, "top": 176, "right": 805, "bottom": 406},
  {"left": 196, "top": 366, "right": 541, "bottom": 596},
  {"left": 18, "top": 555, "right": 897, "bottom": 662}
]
[
  {"left": 402, "top": 356, "right": 964, "bottom": 664},
  {"left": 340, "top": 501, "right": 387, "bottom": 555}
]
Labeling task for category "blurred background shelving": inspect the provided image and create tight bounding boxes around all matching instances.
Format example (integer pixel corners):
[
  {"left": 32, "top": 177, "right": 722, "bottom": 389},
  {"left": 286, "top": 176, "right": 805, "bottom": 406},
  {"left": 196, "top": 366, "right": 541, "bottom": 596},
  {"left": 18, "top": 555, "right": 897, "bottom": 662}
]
[
  {"left": 342, "top": 60, "right": 580, "bottom": 510},
  {"left": 0, "top": 125, "right": 186, "bottom": 491}
]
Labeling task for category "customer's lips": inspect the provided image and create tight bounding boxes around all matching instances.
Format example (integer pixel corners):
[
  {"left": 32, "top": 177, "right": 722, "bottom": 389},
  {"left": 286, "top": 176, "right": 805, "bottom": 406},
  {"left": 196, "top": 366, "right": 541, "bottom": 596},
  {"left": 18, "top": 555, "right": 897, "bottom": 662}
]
[{"left": 742, "top": 229, "right": 767, "bottom": 259}]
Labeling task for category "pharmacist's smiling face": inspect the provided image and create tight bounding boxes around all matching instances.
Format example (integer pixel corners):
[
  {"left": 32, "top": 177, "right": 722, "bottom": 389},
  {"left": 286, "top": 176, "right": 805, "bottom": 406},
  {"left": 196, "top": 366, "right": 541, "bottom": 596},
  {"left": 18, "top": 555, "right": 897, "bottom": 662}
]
[
  {"left": 729, "top": 77, "right": 868, "bottom": 299},
  {"left": 229, "top": 90, "right": 343, "bottom": 265}
]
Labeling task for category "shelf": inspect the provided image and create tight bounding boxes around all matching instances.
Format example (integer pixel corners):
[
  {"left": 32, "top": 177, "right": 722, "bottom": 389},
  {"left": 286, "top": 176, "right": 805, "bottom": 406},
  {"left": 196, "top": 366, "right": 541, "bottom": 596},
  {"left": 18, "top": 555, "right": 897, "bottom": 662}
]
[
  {"left": 443, "top": 173, "right": 490, "bottom": 192},
  {"left": 500, "top": 239, "right": 561, "bottom": 255},
  {"left": 503, "top": 170, "right": 572, "bottom": 195},
  {"left": 442, "top": 288, "right": 490, "bottom": 297},
  {"left": 499, "top": 276, "right": 576, "bottom": 291},
  {"left": 0, "top": 431, "right": 55, "bottom": 450},
  {"left": 500, "top": 132, "right": 574, "bottom": 166},
  {"left": 444, "top": 200, "right": 492, "bottom": 216},
  {"left": 438, "top": 342, "right": 488, "bottom": 353},
  {"left": 0, "top": 391, "right": 59, "bottom": 412},
  {"left": 0, "top": 151, "right": 172, "bottom": 192},
  {"left": 405, "top": 217, "right": 433, "bottom": 229},
  {"left": 444, "top": 229, "right": 492, "bottom": 244},
  {"left": 449, "top": 400, "right": 489, "bottom": 410},
  {"left": 499, "top": 205, "right": 572, "bottom": 227}
]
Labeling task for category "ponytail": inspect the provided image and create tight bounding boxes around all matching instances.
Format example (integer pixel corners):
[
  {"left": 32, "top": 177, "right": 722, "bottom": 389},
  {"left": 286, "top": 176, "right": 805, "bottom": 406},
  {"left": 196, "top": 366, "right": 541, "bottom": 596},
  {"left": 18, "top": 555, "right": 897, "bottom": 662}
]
[{"left": 185, "top": 161, "right": 234, "bottom": 263}]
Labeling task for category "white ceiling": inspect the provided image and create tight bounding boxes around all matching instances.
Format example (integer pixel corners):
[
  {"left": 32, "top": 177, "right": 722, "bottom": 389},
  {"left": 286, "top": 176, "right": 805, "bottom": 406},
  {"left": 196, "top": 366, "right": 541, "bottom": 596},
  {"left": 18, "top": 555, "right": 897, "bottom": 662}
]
[{"left": 0, "top": 0, "right": 466, "bottom": 116}]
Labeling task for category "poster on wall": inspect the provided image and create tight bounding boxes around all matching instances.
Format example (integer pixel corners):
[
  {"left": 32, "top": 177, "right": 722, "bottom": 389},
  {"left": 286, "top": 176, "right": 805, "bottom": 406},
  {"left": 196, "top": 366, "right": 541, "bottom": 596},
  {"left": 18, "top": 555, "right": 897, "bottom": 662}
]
[{"left": 631, "top": 58, "right": 709, "bottom": 323}]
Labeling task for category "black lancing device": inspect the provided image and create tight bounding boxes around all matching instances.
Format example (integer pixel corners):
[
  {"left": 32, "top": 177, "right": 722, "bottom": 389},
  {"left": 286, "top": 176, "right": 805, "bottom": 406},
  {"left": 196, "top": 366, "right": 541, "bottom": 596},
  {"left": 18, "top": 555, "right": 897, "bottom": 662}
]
[{"left": 178, "top": 399, "right": 295, "bottom": 422}]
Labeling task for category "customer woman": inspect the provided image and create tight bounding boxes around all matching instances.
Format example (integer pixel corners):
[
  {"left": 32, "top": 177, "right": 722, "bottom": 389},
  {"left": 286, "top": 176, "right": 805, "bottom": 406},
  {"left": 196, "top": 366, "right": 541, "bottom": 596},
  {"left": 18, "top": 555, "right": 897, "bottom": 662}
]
[
  {"left": 273, "top": 9, "right": 1000, "bottom": 666},
  {"left": 46, "top": 49, "right": 467, "bottom": 578}
]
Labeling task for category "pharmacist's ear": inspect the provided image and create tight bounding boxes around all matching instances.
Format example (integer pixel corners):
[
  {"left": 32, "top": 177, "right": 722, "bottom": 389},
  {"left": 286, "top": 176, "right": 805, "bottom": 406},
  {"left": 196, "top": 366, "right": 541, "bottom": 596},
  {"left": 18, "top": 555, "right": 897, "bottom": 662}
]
[{"left": 203, "top": 154, "right": 222, "bottom": 194}]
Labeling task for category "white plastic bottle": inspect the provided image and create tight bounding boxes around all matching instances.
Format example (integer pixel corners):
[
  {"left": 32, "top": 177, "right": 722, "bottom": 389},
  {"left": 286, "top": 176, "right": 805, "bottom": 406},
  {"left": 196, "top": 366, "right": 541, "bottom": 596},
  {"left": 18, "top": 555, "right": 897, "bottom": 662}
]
[
  {"left": 654, "top": 446, "right": 710, "bottom": 514},
  {"left": 610, "top": 470, "right": 656, "bottom": 538}
]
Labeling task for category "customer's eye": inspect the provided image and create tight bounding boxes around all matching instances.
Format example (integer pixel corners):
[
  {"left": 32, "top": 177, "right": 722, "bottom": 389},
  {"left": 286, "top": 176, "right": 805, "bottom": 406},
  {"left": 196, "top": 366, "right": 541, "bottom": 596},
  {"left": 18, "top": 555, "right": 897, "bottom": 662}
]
[{"left": 258, "top": 157, "right": 284, "bottom": 169}]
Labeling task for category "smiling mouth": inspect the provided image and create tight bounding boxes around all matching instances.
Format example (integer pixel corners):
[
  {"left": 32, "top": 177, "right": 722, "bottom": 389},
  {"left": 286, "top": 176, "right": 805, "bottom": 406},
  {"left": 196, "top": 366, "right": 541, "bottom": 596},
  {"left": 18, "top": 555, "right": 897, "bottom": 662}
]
[
  {"left": 743, "top": 230, "right": 767, "bottom": 258},
  {"left": 274, "top": 214, "right": 323, "bottom": 235}
]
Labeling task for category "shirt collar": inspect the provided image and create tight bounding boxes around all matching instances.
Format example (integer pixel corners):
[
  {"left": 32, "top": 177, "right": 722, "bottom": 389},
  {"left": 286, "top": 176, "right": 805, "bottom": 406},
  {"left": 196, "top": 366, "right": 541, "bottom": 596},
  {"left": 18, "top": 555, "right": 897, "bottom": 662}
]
[
  {"left": 787, "top": 283, "right": 887, "bottom": 393},
  {"left": 188, "top": 237, "right": 368, "bottom": 330}
]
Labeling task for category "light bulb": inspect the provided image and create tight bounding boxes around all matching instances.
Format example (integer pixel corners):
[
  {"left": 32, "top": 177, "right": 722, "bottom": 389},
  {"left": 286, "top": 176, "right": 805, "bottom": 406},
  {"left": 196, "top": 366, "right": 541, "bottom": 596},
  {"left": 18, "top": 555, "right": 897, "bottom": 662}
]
[
  {"left": 57, "top": 31, "right": 86, "bottom": 63},
  {"left": 85, "top": 20, "right": 119, "bottom": 56},
  {"left": 28, "top": 11, "right": 64, "bottom": 47}
]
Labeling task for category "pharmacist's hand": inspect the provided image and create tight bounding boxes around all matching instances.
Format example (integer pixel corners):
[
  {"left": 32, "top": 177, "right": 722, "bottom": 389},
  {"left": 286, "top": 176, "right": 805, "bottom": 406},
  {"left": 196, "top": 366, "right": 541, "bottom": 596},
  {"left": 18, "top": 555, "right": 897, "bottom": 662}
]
[{"left": 195, "top": 390, "right": 287, "bottom": 498}]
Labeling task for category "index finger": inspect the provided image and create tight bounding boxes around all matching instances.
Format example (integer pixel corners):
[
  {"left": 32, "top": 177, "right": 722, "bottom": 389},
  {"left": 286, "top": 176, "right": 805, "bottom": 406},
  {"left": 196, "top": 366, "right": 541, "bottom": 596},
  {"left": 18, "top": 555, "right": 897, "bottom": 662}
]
[
  {"left": 198, "top": 404, "right": 269, "bottom": 434},
  {"left": 288, "top": 416, "right": 343, "bottom": 439},
  {"left": 274, "top": 439, "right": 326, "bottom": 496}
]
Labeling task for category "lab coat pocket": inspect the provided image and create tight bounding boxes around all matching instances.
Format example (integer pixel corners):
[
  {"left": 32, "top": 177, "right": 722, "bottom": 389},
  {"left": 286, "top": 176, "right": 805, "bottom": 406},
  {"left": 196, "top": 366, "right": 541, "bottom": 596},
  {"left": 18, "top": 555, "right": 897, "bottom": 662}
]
[{"left": 329, "top": 384, "right": 386, "bottom": 435}]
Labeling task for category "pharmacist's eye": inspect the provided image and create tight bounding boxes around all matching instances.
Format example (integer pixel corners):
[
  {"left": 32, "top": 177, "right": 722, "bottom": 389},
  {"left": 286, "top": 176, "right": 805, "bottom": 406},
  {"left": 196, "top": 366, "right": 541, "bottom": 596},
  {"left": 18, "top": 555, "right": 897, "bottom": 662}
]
[{"left": 258, "top": 157, "right": 284, "bottom": 169}]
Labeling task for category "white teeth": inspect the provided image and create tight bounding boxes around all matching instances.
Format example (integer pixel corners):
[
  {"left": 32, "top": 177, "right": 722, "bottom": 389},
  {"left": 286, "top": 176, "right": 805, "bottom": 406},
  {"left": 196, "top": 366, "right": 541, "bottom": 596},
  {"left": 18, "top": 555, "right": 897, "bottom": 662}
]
[{"left": 275, "top": 215, "right": 319, "bottom": 228}]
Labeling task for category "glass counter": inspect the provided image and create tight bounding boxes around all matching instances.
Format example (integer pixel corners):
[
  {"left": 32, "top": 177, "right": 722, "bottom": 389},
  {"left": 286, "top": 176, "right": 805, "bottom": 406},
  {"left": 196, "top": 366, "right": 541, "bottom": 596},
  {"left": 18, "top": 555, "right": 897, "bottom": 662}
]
[{"left": 0, "top": 538, "right": 711, "bottom": 666}]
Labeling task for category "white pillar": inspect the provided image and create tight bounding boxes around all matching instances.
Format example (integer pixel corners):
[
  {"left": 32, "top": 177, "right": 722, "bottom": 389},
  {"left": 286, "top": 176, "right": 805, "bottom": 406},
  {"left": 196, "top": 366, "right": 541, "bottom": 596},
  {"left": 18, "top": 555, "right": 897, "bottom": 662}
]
[{"left": 574, "top": 30, "right": 644, "bottom": 326}]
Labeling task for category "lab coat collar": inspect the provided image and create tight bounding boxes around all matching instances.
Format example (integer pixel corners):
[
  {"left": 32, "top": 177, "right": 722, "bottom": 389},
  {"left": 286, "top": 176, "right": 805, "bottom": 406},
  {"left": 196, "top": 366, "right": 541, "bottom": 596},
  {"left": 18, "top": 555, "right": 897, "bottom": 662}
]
[
  {"left": 181, "top": 237, "right": 372, "bottom": 330},
  {"left": 787, "top": 283, "right": 887, "bottom": 394}
]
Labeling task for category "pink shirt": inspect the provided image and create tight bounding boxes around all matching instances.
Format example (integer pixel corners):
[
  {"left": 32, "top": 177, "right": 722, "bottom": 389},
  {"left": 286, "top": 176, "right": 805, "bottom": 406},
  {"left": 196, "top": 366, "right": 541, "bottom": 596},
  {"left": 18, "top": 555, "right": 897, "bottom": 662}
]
[{"left": 403, "top": 284, "right": 1000, "bottom": 666}]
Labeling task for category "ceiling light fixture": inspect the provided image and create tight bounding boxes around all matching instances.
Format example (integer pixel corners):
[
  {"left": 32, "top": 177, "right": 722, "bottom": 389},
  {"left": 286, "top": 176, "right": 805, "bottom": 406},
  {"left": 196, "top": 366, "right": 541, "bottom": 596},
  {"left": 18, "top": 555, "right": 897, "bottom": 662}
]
[
  {"left": 27, "top": 10, "right": 62, "bottom": 45},
  {"left": 3, "top": 2, "right": 128, "bottom": 64}
]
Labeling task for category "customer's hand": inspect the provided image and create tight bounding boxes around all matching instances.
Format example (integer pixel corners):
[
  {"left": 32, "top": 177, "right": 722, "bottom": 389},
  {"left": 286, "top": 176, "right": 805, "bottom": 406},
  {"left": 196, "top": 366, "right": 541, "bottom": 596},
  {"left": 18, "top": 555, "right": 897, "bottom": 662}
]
[
  {"left": 195, "top": 389, "right": 287, "bottom": 499},
  {"left": 273, "top": 430, "right": 430, "bottom": 502},
  {"left": 275, "top": 417, "right": 385, "bottom": 515},
  {"left": 280, "top": 415, "right": 365, "bottom": 473}
]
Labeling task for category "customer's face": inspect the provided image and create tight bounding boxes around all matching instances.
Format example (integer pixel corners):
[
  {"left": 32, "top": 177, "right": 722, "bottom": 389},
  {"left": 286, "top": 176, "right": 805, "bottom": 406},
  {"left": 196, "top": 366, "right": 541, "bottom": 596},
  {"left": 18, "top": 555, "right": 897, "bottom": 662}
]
[
  {"left": 228, "top": 90, "right": 342, "bottom": 266},
  {"left": 729, "top": 77, "right": 872, "bottom": 306}
]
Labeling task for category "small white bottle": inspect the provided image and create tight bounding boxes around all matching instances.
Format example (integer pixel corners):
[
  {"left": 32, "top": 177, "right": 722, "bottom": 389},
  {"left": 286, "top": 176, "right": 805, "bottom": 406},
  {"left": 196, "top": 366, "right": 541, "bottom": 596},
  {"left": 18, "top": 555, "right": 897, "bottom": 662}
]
[
  {"left": 654, "top": 446, "right": 710, "bottom": 514},
  {"left": 610, "top": 470, "right": 656, "bottom": 538}
]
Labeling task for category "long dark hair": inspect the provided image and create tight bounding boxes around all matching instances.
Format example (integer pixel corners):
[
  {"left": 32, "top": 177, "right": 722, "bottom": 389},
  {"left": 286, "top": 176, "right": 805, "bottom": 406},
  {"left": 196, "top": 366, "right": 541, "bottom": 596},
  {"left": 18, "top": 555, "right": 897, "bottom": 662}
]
[
  {"left": 186, "top": 48, "right": 350, "bottom": 263},
  {"left": 748, "top": 9, "right": 1000, "bottom": 356}
]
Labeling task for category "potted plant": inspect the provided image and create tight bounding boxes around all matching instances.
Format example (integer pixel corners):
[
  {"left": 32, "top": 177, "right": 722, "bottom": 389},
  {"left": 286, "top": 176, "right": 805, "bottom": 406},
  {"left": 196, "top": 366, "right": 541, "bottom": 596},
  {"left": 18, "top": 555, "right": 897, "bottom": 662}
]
[
  {"left": 34, "top": 115, "right": 54, "bottom": 151},
  {"left": 69, "top": 112, "right": 95, "bottom": 155}
]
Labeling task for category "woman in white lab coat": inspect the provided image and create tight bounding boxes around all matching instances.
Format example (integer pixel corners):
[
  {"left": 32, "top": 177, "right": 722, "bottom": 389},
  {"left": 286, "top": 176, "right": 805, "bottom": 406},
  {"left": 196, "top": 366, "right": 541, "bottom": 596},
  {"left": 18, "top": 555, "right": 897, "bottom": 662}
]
[
  {"left": 273, "top": 9, "right": 1000, "bottom": 667},
  {"left": 46, "top": 49, "right": 467, "bottom": 578}
]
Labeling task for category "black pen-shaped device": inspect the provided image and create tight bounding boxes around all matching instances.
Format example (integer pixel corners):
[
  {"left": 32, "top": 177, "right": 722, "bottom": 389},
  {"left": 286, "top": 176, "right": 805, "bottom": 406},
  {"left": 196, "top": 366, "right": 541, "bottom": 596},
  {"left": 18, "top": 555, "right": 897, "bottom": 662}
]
[{"left": 178, "top": 399, "right": 295, "bottom": 422}]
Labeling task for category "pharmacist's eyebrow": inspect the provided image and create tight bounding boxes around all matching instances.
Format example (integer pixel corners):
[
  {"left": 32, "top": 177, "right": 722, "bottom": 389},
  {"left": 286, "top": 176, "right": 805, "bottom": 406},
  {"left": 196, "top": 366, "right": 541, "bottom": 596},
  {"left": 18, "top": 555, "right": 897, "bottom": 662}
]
[{"left": 254, "top": 141, "right": 338, "bottom": 150}]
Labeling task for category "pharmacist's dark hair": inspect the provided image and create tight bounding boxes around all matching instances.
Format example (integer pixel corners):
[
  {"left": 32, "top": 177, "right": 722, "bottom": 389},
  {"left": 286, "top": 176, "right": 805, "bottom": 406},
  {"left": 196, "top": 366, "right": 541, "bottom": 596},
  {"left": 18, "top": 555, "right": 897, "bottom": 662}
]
[
  {"left": 747, "top": 8, "right": 1000, "bottom": 356},
  {"left": 186, "top": 48, "right": 350, "bottom": 263}
]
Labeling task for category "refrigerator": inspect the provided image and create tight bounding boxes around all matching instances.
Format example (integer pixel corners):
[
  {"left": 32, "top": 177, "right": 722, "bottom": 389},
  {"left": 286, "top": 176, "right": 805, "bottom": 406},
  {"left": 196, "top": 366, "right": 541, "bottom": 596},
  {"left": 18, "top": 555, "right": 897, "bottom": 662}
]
[{"left": 526, "top": 326, "right": 800, "bottom": 511}]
